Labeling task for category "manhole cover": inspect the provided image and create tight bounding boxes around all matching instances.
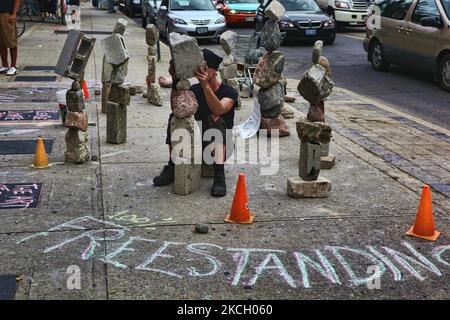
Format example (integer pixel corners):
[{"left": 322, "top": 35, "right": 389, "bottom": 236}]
[
  {"left": 0, "top": 110, "right": 60, "bottom": 121},
  {"left": 0, "top": 275, "right": 16, "bottom": 300},
  {"left": 0, "top": 139, "right": 54, "bottom": 155},
  {"left": 0, "top": 183, "right": 43, "bottom": 209},
  {"left": 14, "top": 76, "right": 57, "bottom": 82}
]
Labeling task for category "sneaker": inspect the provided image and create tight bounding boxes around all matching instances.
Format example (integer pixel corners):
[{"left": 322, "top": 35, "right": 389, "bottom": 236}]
[
  {"left": 6, "top": 67, "right": 18, "bottom": 76},
  {"left": 0, "top": 66, "right": 9, "bottom": 74},
  {"left": 153, "top": 164, "right": 174, "bottom": 186},
  {"left": 211, "top": 174, "right": 226, "bottom": 197}
]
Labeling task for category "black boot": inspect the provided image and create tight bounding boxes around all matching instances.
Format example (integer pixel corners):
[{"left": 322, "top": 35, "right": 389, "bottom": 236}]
[
  {"left": 153, "top": 161, "right": 174, "bottom": 186},
  {"left": 211, "top": 165, "right": 226, "bottom": 197}
]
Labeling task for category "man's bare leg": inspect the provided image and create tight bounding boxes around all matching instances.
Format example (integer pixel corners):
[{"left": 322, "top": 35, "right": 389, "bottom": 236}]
[
  {"left": 0, "top": 48, "right": 8, "bottom": 68},
  {"left": 10, "top": 47, "right": 17, "bottom": 68}
]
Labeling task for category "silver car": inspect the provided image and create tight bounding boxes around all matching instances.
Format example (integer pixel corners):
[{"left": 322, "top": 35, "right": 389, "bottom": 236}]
[{"left": 156, "top": 0, "right": 226, "bottom": 40}]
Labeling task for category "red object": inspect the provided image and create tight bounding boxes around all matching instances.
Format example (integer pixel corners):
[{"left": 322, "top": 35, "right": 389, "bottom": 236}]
[
  {"left": 224, "top": 174, "right": 255, "bottom": 224},
  {"left": 406, "top": 185, "right": 441, "bottom": 241},
  {"left": 222, "top": 6, "right": 257, "bottom": 26},
  {"left": 82, "top": 80, "right": 89, "bottom": 98}
]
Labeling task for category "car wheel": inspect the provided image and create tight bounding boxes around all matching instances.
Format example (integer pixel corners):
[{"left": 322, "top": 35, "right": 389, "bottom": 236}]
[
  {"left": 440, "top": 54, "right": 450, "bottom": 92},
  {"left": 370, "top": 41, "right": 390, "bottom": 71}
]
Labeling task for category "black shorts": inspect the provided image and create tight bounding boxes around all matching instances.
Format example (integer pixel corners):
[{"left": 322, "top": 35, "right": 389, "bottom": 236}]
[{"left": 165, "top": 113, "right": 234, "bottom": 148}]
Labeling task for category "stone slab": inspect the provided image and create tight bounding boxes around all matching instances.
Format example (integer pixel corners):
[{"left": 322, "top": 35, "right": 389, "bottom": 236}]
[{"left": 287, "top": 176, "right": 332, "bottom": 198}]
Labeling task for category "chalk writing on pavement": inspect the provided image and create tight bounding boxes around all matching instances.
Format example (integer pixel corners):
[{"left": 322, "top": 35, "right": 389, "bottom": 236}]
[
  {"left": 16, "top": 216, "right": 450, "bottom": 289},
  {"left": 0, "top": 183, "right": 42, "bottom": 209}
]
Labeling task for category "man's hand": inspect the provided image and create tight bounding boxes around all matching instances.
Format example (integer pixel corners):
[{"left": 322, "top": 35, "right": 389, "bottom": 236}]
[
  {"left": 194, "top": 64, "right": 209, "bottom": 88},
  {"left": 7, "top": 14, "right": 17, "bottom": 24}
]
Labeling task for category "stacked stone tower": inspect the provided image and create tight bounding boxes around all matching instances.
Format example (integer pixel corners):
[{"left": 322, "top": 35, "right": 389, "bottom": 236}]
[
  {"left": 254, "top": 0, "right": 290, "bottom": 137},
  {"left": 146, "top": 24, "right": 163, "bottom": 106}
]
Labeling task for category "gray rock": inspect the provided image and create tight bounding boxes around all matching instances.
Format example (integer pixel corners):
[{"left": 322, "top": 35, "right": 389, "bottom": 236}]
[
  {"left": 169, "top": 33, "right": 204, "bottom": 80},
  {"left": 321, "top": 142, "right": 330, "bottom": 157},
  {"left": 287, "top": 177, "right": 331, "bottom": 198},
  {"left": 261, "top": 20, "right": 282, "bottom": 52},
  {"left": 113, "top": 18, "right": 128, "bottom": 35},
  {"left": 222, "top": 54, "right": 234, "bottom": 66},
  {"left": 258, "top": 81, "right": 284, "bottom": 117},
  {"left": 176, "top": 79, "right": 191, "bottom": 91},
  {"left": 195, "top": 224, "right": 209, "bottom": 234},
  {"left": 107, "top": 101, "right": 127, "bottom": 144},
  {"left": 101, "top": 83, "right": 110, "bottom": 114},
  {"left": 101, "top": 34, "right": 129, "bottom": 67},
  {"left": 264, "top": 0, "right": 286, "bottom": 21},
  {"left": 312, "top": 40, "right": 323, "bottom": 64},
  {"left": 147, "top": 83, "right": 163, "bottom": 106},
  {"left": 298, "top": 64, "right": 334, "bottom": 105},
  {"left": 65, "top": 128, "right": 90, "bottom": 163},
  {"left": 66, "top": 86, "right": 85, "bottom": 113},
  {"left": 299, "top": 141, "right": 321, "bottom": 181},
  {"left": 296, "top": 119, "right": 332, "bottom": 144},
  {"left": 147, "top": 55, "right": 156, "bottom": 84},
  {"left": 253, "top": 51, "right": 285, "bottom": 89},
  {"left": 146, "top": 24, "right": 159, "bottom": 46},
  {"left": 220, "top": 30, "right": 238, "bottom": 55},
  {"left": 108, "top": 84, "right": 130, "bottom": 106},
  {"left": 280, "top": 106, "right": 295, "bottom": 119},
  {"left": 148, "top": 45, "right": 157, "bottom": 57},
  {"left": 220, "top": 64, "right": 238, "bottom": 80}
]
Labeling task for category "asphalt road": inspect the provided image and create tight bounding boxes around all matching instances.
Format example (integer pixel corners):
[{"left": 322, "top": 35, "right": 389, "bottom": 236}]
[{"left": 133, "top": 15, "right": 450, "bottom": 130}]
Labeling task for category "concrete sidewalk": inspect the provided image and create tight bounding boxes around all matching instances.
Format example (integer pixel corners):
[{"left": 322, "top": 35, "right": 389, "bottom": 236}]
[{"left": 1, "top": 4, "right": 450, "bottom": 300}]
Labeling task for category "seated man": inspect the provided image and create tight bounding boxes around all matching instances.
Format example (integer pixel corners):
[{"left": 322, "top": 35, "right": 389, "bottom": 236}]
[{"left": 153, "top": 49, "right": 238, "bottom": 197}]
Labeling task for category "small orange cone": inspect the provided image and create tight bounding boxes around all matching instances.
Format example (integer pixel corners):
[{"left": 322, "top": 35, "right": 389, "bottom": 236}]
[
  {"left": 82, "top": 80, "right": 89, "bottom": 98},
  {"left": 224, "top": 174, "right": 255, "bottom": 224},
  {"left": 33, "top": 136, "right": 49, "bottom": 169},
  {"left": 406, "top": 185, "right": 441, "bottom": 241}
]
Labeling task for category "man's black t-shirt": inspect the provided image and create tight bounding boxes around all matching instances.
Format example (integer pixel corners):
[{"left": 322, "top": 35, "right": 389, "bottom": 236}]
[
  {"left": 191, "top": 83, "right": 238, "bottom": 129},
  {"left": 0, "top": 0, "right": 14, "bottom": 13}
]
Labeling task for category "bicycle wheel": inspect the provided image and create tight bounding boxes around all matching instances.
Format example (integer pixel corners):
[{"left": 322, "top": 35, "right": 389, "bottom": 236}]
[{"left": 16, "top": 13, "right": 26, "bottom": 37}]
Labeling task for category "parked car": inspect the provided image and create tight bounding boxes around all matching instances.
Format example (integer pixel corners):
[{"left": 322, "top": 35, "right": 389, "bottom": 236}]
[
  {"left": 277, "top": 0, "right": 336, "bottom": 44},
  {"left": 142, "top": 0, "right": 162, "bottom": 28},
  {"left": 364, "top": 0, "right": 450, "bottom": 91},
  {"left": 119, "top": 0, "right": 143, "bottom": 17},
  {"left": 156, "top": 0, "right": 226, "bottom": 41},
  {"left": 220, "top": 0, "right": 260, "bottom": 26}
]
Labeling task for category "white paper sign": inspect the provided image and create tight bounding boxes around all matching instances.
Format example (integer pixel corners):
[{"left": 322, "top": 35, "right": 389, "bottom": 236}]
[{"left": 233, "top": 98, "right": 261, "bottom": 139}]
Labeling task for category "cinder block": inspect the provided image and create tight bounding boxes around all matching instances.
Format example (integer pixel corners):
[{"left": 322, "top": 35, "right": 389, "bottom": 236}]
[{"left": 174, "top": 160, "right": 201, "bottom": 195}]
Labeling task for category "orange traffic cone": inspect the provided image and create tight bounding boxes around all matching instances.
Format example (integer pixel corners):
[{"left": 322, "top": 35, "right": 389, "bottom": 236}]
[
  {"left": 224, "top": 174, "right": 255, "bottom": 224},
  {"left": 406, "top": 185, "right": 441, "bottom": 241},
  {"left": 82, "top": 80, "right": 89, "bottom": 99},
  {"left": 33, "top": 136, "right": 49, "bottom": 169}
]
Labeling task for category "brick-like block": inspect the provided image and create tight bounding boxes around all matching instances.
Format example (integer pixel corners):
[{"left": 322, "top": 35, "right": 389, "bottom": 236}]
[
  {"left": 55, "top": 30, "right": 82, "bottom": 78},
  {"left": 287, "top": 176, "right": 331, "bottom": 198},
  {"left": 264, "top": 0, "right": 286, "bottom": 21},
  {"left": 174, "top": 161, "right": 201, "bottom": 196},
  {"left": 321, "top": 154, "right": 335, "bottom": 169}
]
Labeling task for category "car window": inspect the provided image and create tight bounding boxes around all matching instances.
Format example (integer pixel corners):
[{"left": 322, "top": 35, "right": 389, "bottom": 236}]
[
  {"left": 384, "top": 0, "right": 414, "bottom": 20},
  {"left": 441, "top": 0, "right": 450, "bottom": 18},
  {"left": 170, "top": 0, "right": 216, "bottom": 10},
  {"left": 373, "top": 0, "right": 389, "bottom": 16},
  {"left": 279, "top": 0, "right": 321, "bottom": 11},
  {"left": 412, "top": 0, "right": 441, "bottom": 23}
]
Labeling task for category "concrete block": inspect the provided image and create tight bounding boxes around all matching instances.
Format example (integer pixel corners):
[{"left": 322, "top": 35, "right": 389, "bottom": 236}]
[
  {"left": 264, "top": 0, "right": 286, "bottom": 21},
  {"left": 169, "top": 32, "right": 204, "bottom": 80},
  {"left": 174, "top": 161, "right": 201, "bottom": 196},
  {"left": 287, "top": 176, "right": 332, "bottom": 198},
  {"left": 299, "top": 141, "right": 321, "bottom": 181}
]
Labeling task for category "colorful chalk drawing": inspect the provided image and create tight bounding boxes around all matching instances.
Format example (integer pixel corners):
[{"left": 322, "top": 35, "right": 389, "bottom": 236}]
[
  {"left": 0, "top": 110, "right": 59, "bottom": 121},
  {"left": 0, "top": 183, "right": 42, "bottom": 209},
  {"left": 16, "top": 216, "right": 450, "bottom": 289}
]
